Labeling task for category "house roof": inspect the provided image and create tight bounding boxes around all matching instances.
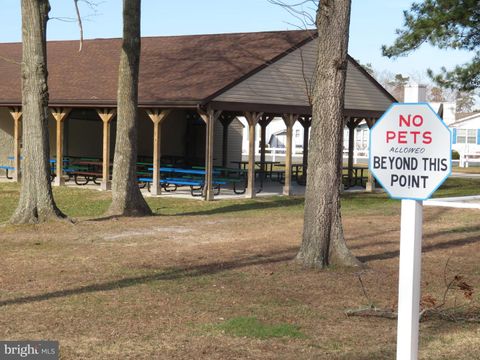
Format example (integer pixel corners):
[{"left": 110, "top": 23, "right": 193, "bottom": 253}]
[
  {"left": 0, "top": 30, "right": 314, "bottom": 108},
  {"left": 451, "top": 111, "right": 480, "bottom": 126},
  {"left": 456, "top": 112, "right": 480, "bottom": 121}
]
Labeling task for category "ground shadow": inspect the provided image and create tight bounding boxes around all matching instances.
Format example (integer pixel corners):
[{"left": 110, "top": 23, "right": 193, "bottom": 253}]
[
  {"left": 84, "top": 197, "right": 304, "bottom": 221},
  {"left": 166, "top": 197, "right": 304, "bottom": 217},
  {"left": 0, "top": 247, "right": 298, "bottom": 308},
  {"left": 359, "top": 232, "right": 480, "bottom": 263}
]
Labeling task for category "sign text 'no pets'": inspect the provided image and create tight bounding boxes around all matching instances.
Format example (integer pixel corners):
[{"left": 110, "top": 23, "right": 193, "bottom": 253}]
[{"left": 369, "top": 103, "right": 451, "bottom": 200}]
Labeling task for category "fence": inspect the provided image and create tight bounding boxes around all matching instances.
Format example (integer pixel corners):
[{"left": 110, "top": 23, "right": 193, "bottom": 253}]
[{"left": 459, "top": 153, "right": 480, "bottom": 167}]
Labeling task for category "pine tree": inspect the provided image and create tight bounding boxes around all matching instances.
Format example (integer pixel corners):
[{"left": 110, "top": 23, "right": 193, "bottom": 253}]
[{"left": 382, "top": 0, "right": 479, "bottom": 91}]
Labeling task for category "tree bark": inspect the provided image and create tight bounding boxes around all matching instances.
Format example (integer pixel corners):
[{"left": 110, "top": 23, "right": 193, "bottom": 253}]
[
  {"left": 10, "top": 0, "right": 66, "bottom": 224},
  {"left": 107, "top": 0, "right": 152, "bottom": 216},
  {"left": 297, "top": 0, "right": 361, "bottom": 268}
]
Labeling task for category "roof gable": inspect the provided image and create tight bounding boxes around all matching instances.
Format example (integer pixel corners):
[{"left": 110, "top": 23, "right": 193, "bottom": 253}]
[{"left": 213, "top": 38, "right": 395, "bottom": 114}]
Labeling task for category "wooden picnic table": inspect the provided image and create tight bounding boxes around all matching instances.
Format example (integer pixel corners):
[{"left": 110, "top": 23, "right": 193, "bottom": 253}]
[
  {"left": 276, "top": 163, "right": 306, "bottom": 184},
  {"left": 343, "top": 166, "right": 368, "bottom": 188},
  {"left": 68, "top": 160, "right": 106, "bottom": 185},
  {"left": 231, "top": 160, "right": 280, "bottom": 172}
]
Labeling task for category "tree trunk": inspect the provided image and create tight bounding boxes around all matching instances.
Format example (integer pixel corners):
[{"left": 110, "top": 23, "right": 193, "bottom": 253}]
[
  {"left": 107, "top": 0, "right": 152, "bottom": 216},
  {"left": 10, "top": 0, "right": 66, "bottom": 224},
  {"left": 296, "top": 0, "right": 361, "bottom": 268}
]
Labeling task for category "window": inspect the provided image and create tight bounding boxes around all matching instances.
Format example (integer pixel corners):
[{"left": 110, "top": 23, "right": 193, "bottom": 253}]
[
  {"left": 295, "top": 129, "right": 301, "bottom": 138},
  {"left": 457, "top": 129, "right": 476, "bottom": 144}
]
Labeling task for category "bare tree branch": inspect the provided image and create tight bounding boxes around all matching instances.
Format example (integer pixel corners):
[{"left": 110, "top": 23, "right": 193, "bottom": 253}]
[{"left": 73, "top": 0, "right": 84, "bottom": 51}]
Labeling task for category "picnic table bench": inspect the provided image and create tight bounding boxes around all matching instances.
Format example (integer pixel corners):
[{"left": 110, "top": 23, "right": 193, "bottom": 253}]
[
  {"left": 139, "top": 176, "right": 227, "bottom": 196},
  {"left": 192, "top": 166, "right": 247, "bottom": 194},
  {"left": 67, "top": 161, "right": 104, "bottom": 185},
  {"left": 0, "top": 165, "right": 14, "bottom": 179},
  {"left": 142, "top": 166, "right": 246, "bottom": 196},
  {"left": 342, "top": 166, "right": 368, "bottom": 189}
]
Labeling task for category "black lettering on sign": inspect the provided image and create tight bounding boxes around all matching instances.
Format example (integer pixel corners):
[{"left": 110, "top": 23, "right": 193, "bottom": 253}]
[
  {"left": 388, "top": 156, "right": 418, "bottom": 170},
  {"left": 373, "top": 156, "right": 387, "bottom": 169},
  {"left": 390, "top": 174, "right": 428, "bottom": 188},
  {"left": 421, "top": 157, "right": 450, "bottom": 171}
]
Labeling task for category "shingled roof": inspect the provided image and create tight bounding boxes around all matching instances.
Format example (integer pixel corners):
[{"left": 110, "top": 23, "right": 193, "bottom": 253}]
[{"left": 0, "top": 30, "right": 314, "bottom": 107}]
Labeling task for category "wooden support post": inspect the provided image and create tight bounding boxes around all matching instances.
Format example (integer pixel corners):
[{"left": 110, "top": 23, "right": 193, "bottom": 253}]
[
  {"left": 146, "top": 109, "right": 171, "bottom": 196},
  {"left": 282, "top": 114, "right": 298, "bottom": 196},
  {"left": 298, "top": 116, "right": 311, "bottom": 183},
  {"left": 347, "top": 117, "right": 355, "bottom": 187},
  {"left": 366, "top": 117, "right": 377, "bottom": 192},
  {"left": 9, "top": 107, "right": 22, "bottom": 182},
  {"left": 97, "top": 108, "right": 116, "bottom": 191},
  {"left": 258, "top": 114, "right": 274, "bottom": 181},
  {"left": 198, "top": 107, "right": 222, "bottom": 201},
  {"left": 346, "top": 117, "right": 363, "bottom": 187},
  {"left": 219, "top": 114, "right": 235, "bottom": 168},
  {"left": 244, "top": 111, "right": 263, "bottom": 198},
  {"left": 51, "top": 108, "right": 71, "bottom": 186}
]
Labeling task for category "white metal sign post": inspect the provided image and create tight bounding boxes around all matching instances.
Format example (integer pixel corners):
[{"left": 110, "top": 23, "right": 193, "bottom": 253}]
[{"left": 369, "top": 103, "right": 451, "bottom": 360}]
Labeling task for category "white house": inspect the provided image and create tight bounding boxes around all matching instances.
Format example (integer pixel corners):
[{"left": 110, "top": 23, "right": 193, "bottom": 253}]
[
  {"left": 239, "top": 117, "right": 306, "bottom": 162},
  {"left": 450, "top": 112, "right": 480, "bottom": 165}
]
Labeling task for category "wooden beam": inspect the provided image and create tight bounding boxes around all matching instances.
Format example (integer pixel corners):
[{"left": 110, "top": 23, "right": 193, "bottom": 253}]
[
  {"left": 365, "top": 117, "right": 376, "bottom": 129},
  {"left": 8, "top": 107, "right": 22, "bottom": 182},
  {"left": 346, "top": 117, "right": 364, "bottom": 187},
  {"left": 244, "top": 111, "right": 263, "bottom": 198},
  {"left": 198, "top": 107, "right": 222, "bottom": 201},
  {"left": 298, "top": 116, "right": 311, "bottom": 182},
  {"left": 282, "top": 114, "right": 299, "bottom": 196},
  {"left": 219, "top": 113, "right": 236, "bottom": 168},
  {"left": 258, "top": 114, "right": 274, "bottom": 181},
  {"left": 146, "top": 109, "right": 171, "bottom": 196},
  {"left": 50, "top": 108, "right": 71, "bottom": 186},
  {"left": 97, "top": 108, "right": 116, "bottom": 191},
  {"left": 366, "top": 117, "right": 377, "bottom": 192}
]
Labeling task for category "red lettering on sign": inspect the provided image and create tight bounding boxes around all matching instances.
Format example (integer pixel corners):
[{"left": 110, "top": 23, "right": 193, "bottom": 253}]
[
  {"left": 423, "top": 131, "right": 432, "bottom": 144},
  {"left": 399, "top": 114, "right": 424, "bottom": 127},
  {"left": 412, "top": 115, "right": 423, "bottom": 127},
  {"left": 411, "top": 131, "right": 420, "bottom": 144},
  {"left": 398, "top": 131, "right": 407, "bottom": 144},
  {"left": 386, "top": 131, "right": 396, "bottom": 143}
]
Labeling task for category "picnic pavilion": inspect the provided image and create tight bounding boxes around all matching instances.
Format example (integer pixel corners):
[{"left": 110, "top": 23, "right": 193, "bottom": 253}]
[{"left": 0, "top": 30, "right": 395, "bottom": 200}]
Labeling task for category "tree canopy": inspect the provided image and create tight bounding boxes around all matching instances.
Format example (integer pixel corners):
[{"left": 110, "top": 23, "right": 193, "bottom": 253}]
[{"left": 382, "top": 0, "right": 479, "bottom": 91}]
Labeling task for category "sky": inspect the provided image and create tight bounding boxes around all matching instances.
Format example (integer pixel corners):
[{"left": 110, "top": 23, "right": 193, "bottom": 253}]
[{"left": 0, "top": 0, "right": 475, "bottom": 85}]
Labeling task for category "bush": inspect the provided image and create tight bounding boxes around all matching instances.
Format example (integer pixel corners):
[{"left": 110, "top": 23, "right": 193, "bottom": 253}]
[{"left": 452, "top": 150, "right": 460, "bottom": 160}]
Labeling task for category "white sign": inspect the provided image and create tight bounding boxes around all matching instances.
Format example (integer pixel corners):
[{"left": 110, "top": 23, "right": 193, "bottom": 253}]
[
  {"left": 369, "top": 103, "right": 451, "bottom": 200},
  {"left": 369, "top": 103, "right": 453, "bottom": 360}
]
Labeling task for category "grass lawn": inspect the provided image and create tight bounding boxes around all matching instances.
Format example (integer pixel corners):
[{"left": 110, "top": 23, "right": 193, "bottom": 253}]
[
  {"left": 452, "top": 166, "right": 480, "bottom": 174},
  {"left": 0, "top": 179, "right": 479, "bottom": 359}
]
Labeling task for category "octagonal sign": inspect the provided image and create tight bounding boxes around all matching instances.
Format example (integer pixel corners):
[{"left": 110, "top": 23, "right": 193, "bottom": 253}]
[{"left": 369, "top": 103, "right": 451, "bottom": 200}]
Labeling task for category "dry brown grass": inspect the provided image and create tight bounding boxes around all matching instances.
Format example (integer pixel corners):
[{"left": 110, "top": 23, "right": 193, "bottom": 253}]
[{"left": 0, "top": 186, "right": 479, "bottom": 359}]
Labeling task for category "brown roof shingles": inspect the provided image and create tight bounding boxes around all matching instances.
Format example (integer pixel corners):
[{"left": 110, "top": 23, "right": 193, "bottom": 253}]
[{"left": 0, "top": 30, "right": 313, "bottom": 107}]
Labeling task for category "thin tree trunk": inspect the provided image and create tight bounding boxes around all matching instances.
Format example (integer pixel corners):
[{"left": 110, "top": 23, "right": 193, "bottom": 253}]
[
  {"left": 10, "top": 0, "right": 66, "bottom": 224},
  {"left": 297, "top": 0, "right": 361, "bottom": 268},
  {"left": 107, "top": 0, "right": 152, "bottom": 216}
]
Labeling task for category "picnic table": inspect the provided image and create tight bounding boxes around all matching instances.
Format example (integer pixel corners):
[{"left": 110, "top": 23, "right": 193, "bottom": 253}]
[
  {"left": 142, "top": 166, "right": 247, "bottom": 196},
  {"left": 141, "top": 167, "right": 220, "bottom": 196},
  {"left": 231, "top": 160, "right": 280, "bottom": 173},
  {"left": 0, "top": 165, "right": 14, "bottom": 179},
  {"left": 68, "top": 160, "right": 105, "bottom": 185},
  {"left": 275, "top": 163, "right": 306, "bottom": 184},
  {"left": 342, "top": 166, "right": 368, "bottom": 188},
  {"left": 192, "top": 166, "right": 247, "bottom": 194},
  {"left": 231, "top": 161, "right": 281, "bottom": 191}
]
